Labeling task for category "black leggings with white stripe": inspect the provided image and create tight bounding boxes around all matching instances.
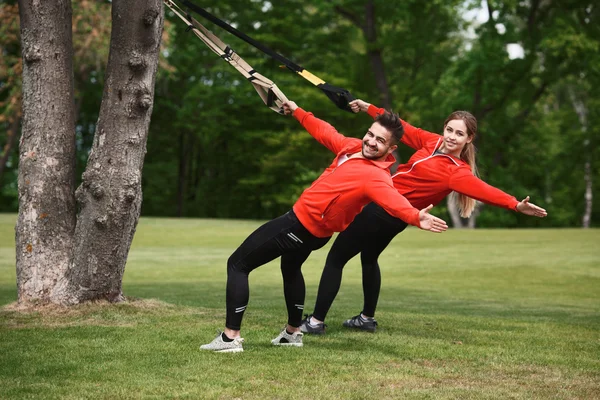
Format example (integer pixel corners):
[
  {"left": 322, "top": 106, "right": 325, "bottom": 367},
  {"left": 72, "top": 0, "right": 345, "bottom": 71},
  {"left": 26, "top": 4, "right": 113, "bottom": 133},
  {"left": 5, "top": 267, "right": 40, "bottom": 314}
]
[
  {"left": 226, "top": 210, "right": 330, "bottom": 330},
  {"left": 312, "top": 202, "right": 408, "bottom": 321}
]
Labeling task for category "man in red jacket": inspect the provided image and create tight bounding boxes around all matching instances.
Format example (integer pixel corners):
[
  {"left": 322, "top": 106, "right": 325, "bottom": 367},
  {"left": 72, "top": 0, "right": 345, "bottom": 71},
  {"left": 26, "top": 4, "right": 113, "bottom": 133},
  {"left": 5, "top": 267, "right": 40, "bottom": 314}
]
[{"left": 200, "top": 100, "right": 448, "bottom": 352}]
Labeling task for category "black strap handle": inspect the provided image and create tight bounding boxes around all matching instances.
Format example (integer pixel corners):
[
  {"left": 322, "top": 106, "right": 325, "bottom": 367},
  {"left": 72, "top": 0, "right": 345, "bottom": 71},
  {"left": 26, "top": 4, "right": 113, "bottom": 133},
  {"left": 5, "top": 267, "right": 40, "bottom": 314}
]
[{"left": 318, "top": 83, "right": 355, "bottom": 113}]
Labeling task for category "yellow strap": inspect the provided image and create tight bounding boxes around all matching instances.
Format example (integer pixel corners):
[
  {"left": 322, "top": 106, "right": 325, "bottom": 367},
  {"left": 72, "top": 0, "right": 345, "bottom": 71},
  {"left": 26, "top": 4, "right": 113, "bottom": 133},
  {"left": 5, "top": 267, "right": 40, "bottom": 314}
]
[{"left": 298, "top": 70, "right": 325, "bottom": 86}]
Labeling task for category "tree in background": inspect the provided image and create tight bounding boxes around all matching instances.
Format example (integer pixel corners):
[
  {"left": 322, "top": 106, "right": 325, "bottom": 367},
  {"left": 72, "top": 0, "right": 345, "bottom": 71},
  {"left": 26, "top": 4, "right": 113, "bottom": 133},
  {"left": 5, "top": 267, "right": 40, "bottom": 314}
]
[
  {"left": 0, "top": 0, "right": 113, "bottom": 211},
  {"left": 0, "top": 2, "right": 21, "bottom": 209},
  {"left": 2, "top": 0, "right": 598, "bottom": 228},
  {"left": 431, "top": 0, "right": 599, "bottom": 227},
  {"left": 16, "top": 0, "right": 164, "bottom": 305}
]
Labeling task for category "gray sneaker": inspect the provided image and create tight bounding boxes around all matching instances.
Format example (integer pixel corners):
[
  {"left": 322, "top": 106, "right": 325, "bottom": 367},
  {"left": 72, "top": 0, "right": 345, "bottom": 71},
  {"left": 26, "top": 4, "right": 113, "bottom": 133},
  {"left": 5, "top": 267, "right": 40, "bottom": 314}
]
[
  {"left": 299, "top": 314, "right": 326, "bottom": 335},
  {"left": 200, "top": 332, "right": 244, "bottom": 353},
  {"left": 342, "top": 314, "right": 378, "bottom": 332},
  {"left": 271, "top": 329, "right": 304, "bottom": 347}
]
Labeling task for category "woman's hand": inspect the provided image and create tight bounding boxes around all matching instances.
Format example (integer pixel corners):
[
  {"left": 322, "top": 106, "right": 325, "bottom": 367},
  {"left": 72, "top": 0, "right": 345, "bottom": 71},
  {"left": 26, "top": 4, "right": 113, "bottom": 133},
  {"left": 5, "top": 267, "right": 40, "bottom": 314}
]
[{"left": 516, "top": 196, "right": 548, "bottom": 217}]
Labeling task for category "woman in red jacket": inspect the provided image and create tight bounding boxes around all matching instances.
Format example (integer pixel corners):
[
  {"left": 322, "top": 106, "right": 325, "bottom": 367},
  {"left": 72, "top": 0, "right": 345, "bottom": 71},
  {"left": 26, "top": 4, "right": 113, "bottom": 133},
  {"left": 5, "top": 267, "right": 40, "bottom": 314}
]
[{"left": 301, "top": 99, "right": 547, "bottom": 334}]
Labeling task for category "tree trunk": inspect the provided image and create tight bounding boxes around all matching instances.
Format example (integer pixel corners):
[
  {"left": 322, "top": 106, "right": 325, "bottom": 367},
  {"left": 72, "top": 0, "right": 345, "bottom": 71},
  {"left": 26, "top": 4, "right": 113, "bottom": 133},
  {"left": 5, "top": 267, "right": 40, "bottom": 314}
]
[
  {"left": 16, "top": 0, "right": 76, "bottom": 303},
  {"left": 52, "top": 0, "right": 164, "bottom": 304},
  {"left": 359, "top": 0, "right": 399, "bottom": 171},
  {"left": 177, "top": 131, "right": 191, "bottom": 217},
  {"left": 583, "top": 161, "right": 592, "bottom": 228},
  {"left": 447, "top": 195, "right": 464, "bottom": 228},
  {"left": 334, "top": 1, "right": 392, "bottom": 109},
  {"left": 0, "top": 115, "right": 20, "bottom": 184},
  {"left": 447, "top": 195, "right": 481, "bottom": 228},
  {"left": 363, "top": 0, "right": 392, "bottom": 110},
  {"left": 568, "top": 87, "right": 592, "bottom": 228},
  {"left": 467, "top": 204, "right": 481, "bottom": 229}
]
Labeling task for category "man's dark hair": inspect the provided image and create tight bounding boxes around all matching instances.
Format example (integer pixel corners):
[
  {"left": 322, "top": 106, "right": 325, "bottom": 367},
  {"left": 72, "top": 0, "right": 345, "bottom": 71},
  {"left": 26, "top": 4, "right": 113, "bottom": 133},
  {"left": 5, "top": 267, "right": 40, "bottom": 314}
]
[{"left": 374, "top": 111, "right": 403, "bottom": 145}]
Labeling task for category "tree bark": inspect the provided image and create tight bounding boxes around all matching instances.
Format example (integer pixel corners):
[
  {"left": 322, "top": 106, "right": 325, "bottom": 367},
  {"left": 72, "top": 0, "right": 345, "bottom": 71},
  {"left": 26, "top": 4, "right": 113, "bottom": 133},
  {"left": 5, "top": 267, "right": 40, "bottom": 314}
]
[
  {"left": 52, "top": 0, "right": 164, "bottom": 304},
  {"left": 16, "top": 0, "right": 76, "bottom": 303}
]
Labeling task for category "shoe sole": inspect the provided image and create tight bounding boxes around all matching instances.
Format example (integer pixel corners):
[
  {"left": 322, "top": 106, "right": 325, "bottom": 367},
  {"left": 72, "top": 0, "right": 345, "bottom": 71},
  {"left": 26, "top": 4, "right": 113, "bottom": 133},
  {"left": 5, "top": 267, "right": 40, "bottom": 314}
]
[
  {"left": 200, "top": 347, "right": 244, "bottom": 352},
  {"left": 215, "top": 348, "right": 244, "bottom": 353},
  {"left": 271, "top": 342, "right": 303, "bottom": 347},
  {"left": 342, "top": 325, "right": 376, "bottom": 333},
  {"left": 300, "top": 326, "right": 326, "bottom": 335}
]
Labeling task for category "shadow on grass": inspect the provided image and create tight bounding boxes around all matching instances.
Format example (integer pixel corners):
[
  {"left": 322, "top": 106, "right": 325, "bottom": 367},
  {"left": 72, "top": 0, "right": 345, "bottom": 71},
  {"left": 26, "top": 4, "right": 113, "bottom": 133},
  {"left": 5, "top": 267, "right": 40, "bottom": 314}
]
[{"left": 3, "top": 281, "right": 598, "bottom": 333}]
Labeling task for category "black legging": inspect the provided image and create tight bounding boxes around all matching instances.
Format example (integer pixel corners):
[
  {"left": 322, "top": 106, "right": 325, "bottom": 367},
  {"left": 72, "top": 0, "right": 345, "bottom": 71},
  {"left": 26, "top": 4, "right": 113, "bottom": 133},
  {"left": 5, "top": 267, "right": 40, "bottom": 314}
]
[
  {"left": 312, "top": 203, "right": 408, "bottom": 321},
  {"left": 226, "top": 210, "right": 330, "bottom": 330}
]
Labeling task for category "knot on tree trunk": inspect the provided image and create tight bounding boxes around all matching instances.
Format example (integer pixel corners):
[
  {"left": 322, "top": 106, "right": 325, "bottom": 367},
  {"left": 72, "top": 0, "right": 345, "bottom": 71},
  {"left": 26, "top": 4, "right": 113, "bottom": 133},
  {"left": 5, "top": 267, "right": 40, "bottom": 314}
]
[
  {"left": 94, "top": 215, "right": 108, "bottom": 229},
  {"left": 143, "top": 8, "right": 159, "bottom": 26},
  {"left": 124, "top": 190, "right": 137, "bottom": 203},
  {"left": 81, "top": 171, "right": 105, "bottom": 203},
  {"left": 90, "top": 182, "right": 105, "bottom": 199},
  {"left": 24, "top": 45, "right": 42, "bottom": 63},
  {"left": 138, "top": 93, "right": 152, "bottom": 110},
  {"left": 129, "top": 86, "right": 153, "bottom": 118},
  {"left": 123, "top": 173, "right": 140, "bottom": 202},
  {"left": 128, "top": 51, "right": 147, "bottom": 72}
]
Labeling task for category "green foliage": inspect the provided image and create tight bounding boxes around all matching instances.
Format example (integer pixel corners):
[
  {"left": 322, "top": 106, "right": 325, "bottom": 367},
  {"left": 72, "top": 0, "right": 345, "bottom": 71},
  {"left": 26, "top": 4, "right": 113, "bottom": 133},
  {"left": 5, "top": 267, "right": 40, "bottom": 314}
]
[
  {"left": 1, "top": 0, "right": 599, "bottom": 226},
  {"left": 1, "top": 216, "right": 599, "bottom": 398}
]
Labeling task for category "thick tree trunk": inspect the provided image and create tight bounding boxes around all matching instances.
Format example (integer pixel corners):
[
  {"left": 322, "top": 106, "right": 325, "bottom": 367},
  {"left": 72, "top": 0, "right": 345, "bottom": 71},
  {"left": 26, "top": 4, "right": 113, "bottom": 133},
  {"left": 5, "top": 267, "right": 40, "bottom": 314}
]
[
  {"left": 16, "top": 0, "right": 76, "bottom": 303},
  {"left": 52, "top": 0, "right": 164, "bottom": 304},
  {"left": 0, "top": 115, "right": 20, "bottom": 184}
]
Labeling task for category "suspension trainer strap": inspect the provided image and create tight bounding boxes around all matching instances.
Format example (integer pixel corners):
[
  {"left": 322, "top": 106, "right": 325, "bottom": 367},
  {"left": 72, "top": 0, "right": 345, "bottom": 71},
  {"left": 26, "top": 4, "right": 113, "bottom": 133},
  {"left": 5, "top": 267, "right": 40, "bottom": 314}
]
[
  {"left": 181, "top": 0, "right": 355, "bottom": 113},
  {"left": 164, "top": 0, "right": 288, "bottom": 114}
]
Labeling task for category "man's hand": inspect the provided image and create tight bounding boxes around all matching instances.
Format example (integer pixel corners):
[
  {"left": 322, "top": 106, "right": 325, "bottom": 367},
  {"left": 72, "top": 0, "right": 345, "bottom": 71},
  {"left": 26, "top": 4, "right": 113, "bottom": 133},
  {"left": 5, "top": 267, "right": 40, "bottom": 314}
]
[
  {"left": 349, "top": 99, "right": 370, "bottom": 113},
  {"left": 516, "top": 196, "right": 547, "bottom": 217},
  {"left": 418, "top": 204, "right": 448, "bottom": 233},
  {"left": 282, "top": 101, "right": 298, "bottom": 115}
]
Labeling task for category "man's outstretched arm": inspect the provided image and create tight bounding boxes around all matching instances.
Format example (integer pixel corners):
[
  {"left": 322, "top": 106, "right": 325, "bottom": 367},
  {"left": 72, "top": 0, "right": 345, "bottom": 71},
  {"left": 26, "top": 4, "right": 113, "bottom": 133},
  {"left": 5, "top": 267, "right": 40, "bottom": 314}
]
[{"left": 283, "top": 100, "right": 353, "bottom": 154}]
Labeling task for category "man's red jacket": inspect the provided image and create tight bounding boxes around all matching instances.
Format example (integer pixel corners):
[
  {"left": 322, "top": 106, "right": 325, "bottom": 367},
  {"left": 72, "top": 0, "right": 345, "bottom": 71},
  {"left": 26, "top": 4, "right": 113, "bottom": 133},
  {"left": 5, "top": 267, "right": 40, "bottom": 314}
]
[
  {"left": 367, "top": 105, "right": 519, "bottom": 211},
  {"left": 291, "top": 108, "right": 421, "bottom": 238}
]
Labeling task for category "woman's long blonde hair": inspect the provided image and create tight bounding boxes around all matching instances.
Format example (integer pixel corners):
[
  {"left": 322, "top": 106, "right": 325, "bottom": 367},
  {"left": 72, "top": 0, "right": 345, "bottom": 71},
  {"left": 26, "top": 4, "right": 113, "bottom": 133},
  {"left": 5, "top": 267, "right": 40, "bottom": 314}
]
[{"left": 443, "top": 111, "right": 479, "bottom": 218}]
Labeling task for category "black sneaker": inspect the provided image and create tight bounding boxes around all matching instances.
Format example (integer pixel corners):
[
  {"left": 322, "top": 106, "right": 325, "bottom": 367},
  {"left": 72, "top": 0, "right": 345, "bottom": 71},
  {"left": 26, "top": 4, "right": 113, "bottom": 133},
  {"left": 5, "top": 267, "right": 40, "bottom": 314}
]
[
  {"left": 342, "top": 314, "right": 378, "bottom": 332},
  {"left": 299, "top": 314, "right": 327, "bottom": 335}
]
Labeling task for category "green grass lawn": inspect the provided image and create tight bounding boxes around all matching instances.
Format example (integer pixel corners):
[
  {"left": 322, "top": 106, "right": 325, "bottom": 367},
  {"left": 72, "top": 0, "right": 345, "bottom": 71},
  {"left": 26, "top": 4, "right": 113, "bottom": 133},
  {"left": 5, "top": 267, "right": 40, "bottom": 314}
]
[{"left": 0, "top": 213, "right": 599, "bottom": 399}]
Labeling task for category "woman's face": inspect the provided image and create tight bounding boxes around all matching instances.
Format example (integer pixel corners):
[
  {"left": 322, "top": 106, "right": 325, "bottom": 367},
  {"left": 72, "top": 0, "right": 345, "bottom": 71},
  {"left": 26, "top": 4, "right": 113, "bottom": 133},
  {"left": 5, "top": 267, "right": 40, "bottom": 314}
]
[{"left": 443, "top": 119, "right": 471, "bottom": 156}]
